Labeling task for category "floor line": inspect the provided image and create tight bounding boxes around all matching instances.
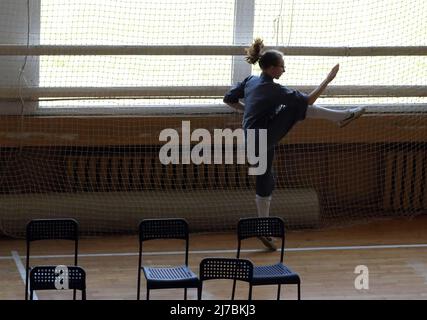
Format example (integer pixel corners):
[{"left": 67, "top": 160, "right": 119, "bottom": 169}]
[
  {"left": 1, "top": 243, "right": 426, "bottom": 260},
  {"left": 11, "top": 251, "right": 38, "bottom": 300}
]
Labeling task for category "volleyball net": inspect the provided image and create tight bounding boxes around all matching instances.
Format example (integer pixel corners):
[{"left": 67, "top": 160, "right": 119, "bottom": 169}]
[{"left": 0, "top": 0, "right": 426, "bottom": 237}]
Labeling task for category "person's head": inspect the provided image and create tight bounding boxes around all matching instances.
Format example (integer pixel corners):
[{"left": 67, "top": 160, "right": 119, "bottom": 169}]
[{"left": 245, "top": 38, "right": 285, "bottom": 79}]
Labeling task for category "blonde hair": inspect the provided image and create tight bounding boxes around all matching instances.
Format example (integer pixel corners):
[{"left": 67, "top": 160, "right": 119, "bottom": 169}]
[
  {"left": 245, "top": 38, "right": 264, "bottom": 64},
  {"left": 245, "top": 38, "right": 283, "bottom": 70}
]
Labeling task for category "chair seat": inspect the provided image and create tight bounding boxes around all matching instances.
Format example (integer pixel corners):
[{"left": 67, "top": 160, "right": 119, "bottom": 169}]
[
  {"left": 142, "top": 265, "right": 199, "bottom": 289},
  {"left": 252, "top": 263, "right": 300, "bottom": 285}
]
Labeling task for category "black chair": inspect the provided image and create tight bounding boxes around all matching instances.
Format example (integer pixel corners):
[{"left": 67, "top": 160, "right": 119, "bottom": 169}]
[
  {"left": 29, "top": 266, "right": 86, "bottom": 300},
  {"left": 25, "top": 219, "right": 79, "bottom": 300},
  {"left": 198, "top": 258, "right": 253, "bottom": 300},
  {"left": 233, "top": 217, "right": 301, "bottom": 300},
  {"left": 137, "top": 218, "right": 199, "bottom": 300}
]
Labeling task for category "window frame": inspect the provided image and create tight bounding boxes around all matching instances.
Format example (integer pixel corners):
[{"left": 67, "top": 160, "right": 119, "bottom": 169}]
[
  {"left": 0, "top": 0, "right": 426, "bottom": 115},
  {"left": 32, "top": 0, "right": 254, "bottom": 115}
]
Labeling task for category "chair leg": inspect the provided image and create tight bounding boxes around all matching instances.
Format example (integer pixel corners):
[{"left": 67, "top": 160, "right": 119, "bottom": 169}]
[
  {"left": 297, "top": 283, "right": 301, "bottom": 300},
  {"left": 73, "top": 289, "right": 76, "bottom": 300},
  {"left": 232, "top": 279, "right": 237, "bottom": 300},
  {"left": 248, "top": 284, "right": 252, "bottom": 301},
  {"left": 137, "top": 272, "right": 141, "bottom": 300},
  {"left": 146, "top": 288, "right": 150, "bottom": 300},
  {"left": 25, "top": 268, "right": 29, "bottom": 300},
  {"left": 198, "top": 284, "right": 202, "bottom": 300},
  {"left": 82, "top": 289, "right": 86, "bottom": 301},
  {"left": 184, "top": 288, "right": 187, "bottom": 300},
  {"left": 30, "top": 289, "right": 33, "bottom": 301},
  {"left": 25, "top": 247, "right": 30, "bottom": 300},
  {"left": 277, "top": 284, "right": 281, "bottom": 300}
]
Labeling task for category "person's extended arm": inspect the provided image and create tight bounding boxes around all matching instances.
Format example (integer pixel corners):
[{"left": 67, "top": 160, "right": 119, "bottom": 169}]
[
  {"left": 224, "top": 77, "right": 250, "bottom": 113},
  {"left": 307, "top": 64, "right": 339, "bottom": 105}
]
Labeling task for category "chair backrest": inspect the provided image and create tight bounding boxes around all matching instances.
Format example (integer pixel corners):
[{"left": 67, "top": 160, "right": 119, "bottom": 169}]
[
  {"left": 199, "top": 258, "right": 253, "bottom": 282},
  {"left": 26, "top": 218, "right": 79, "bottom": 267},
  {"left": 26, "top": 219, "right": 79, "bottom": 242},
  {"left": 30, "top": 266, "right": 86, "bottom": 300},
  {"left": 237, "top": 217, "right": 285, "bottom": 261},
  {"left": 138, "top": 218, "right": 190, "bottom": 265},
  {"left": 199, "top": 258, "right": 253, "bottom": 300},
  {"left": 238, "top": 217, "right": 285, "bottom": 240},
  {"left": 139, "top": 218, "right": 189, "bottom": 242}
]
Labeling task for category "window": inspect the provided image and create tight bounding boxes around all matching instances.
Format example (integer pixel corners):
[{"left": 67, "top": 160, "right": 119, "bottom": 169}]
[
  {"left": 39, "top": 0, "right": 237, "bottom": 109},
  {"left": 253, "top": 0, "right": 427, "bottom": 106},
  {"left": 1, "top": 0, "right": 426, "bottom": 113}
]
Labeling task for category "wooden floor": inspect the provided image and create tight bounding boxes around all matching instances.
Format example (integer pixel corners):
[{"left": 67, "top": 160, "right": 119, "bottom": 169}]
[{"left": 1, "top": 216, "right": 427, "bottom": 300}]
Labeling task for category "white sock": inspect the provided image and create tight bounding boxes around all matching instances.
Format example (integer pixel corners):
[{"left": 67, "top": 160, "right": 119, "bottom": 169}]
[
  {"left": 255, "top": 194, "right": 272, "bottom": 218},
  {"left": 306, "top": 105, "right": 351, "bottom": 123}
]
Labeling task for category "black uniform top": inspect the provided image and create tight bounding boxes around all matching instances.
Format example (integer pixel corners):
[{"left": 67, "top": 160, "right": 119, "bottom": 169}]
[{"left": 223, "top": 72, "right": 309, "bottom": 129}]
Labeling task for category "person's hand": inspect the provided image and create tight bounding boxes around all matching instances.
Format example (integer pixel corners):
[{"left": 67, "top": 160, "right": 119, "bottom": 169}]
[{"left": 326, "top": 64, "right": 339, "bottom": 83}]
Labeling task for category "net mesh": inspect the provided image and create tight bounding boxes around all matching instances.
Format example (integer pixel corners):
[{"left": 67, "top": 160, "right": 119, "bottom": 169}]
[{"left": 0, "top": 0, "right": 426, "bottom": 237}]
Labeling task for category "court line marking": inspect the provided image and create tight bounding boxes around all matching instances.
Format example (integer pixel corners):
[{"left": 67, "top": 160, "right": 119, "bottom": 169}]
[
  {"left": 1, "top": 243, "right": 427, "bottom": 260},
  {"left": 11, "top": 251, "right": 38, "bottom": 300}
]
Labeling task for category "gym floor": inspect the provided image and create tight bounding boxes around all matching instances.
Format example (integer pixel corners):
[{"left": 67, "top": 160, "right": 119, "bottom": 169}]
[{"left": 1, "top": 215, "right": 427, "bottom": 300}]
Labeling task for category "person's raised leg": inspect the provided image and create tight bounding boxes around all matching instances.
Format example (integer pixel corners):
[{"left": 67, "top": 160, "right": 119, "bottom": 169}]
[
  {"left": 266, "top": 103, "right": 307, "bottom": 150},
  {"left": 306, "top": 105, "right": 366, "bottom": 128}
]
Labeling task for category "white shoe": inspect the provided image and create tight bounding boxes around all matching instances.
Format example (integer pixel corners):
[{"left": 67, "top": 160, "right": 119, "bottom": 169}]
[
  {"left": 338, "top": 107, "right": 366, "bottom": 128},
  {"left": 258, "top": 236, "right": 277, "bottom": 251}
]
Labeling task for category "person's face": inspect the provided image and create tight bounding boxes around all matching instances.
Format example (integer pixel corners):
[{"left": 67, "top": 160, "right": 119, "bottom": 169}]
[{"left": 265, "top": 57, "right": 286, "bottom": 80}]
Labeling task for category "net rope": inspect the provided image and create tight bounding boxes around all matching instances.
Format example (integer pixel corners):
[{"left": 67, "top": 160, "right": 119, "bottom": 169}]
[{"left": 0, "top": 0, "right": 426, "bottom": 237}]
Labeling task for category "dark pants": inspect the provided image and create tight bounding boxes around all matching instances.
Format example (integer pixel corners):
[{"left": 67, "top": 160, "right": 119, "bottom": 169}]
[{"left": 247, "top": 103, "right": 307, "bottom": 197}]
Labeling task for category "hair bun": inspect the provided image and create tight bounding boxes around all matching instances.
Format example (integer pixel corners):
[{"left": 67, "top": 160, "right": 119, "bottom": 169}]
[{"left": 245, "top": 38, "right": 264, "bottom": 65}]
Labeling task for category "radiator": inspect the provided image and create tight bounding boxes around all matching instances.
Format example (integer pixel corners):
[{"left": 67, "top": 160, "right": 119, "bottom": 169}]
[
  {"left": 65, "top": 154, "right": 255, "bottom": 192},
  {"left": 383, "top": 151, "right": 427, "bottom": 211}
]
